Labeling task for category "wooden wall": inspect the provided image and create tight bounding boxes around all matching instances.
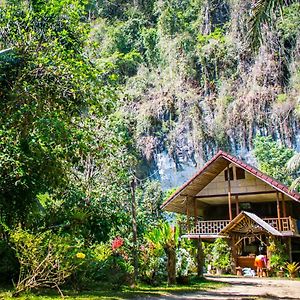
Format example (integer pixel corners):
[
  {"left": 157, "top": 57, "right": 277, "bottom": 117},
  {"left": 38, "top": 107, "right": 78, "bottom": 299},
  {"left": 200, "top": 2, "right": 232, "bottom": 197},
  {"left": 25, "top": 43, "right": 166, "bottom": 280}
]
[{"left": 198, "top": 164, "right": 275, "bottom": 197}]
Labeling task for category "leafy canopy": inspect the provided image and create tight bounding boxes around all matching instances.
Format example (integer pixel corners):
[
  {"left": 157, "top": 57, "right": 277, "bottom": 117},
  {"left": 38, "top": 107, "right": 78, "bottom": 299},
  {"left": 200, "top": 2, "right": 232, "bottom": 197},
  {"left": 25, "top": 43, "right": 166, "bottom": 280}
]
[{"left": 253, "top": 135, "right": 294, "bottom": 185}]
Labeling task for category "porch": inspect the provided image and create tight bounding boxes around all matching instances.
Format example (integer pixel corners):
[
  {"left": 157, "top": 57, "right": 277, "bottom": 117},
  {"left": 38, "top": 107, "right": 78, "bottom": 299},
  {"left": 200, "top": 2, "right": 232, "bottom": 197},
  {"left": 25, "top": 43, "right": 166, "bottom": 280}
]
[{"left": 180, "top": 216, "right": 299, "bottom": 237}]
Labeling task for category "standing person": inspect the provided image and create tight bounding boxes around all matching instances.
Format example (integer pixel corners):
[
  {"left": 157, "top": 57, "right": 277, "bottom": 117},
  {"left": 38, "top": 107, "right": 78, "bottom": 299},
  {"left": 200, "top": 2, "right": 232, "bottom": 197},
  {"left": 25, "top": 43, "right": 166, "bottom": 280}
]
[{"left": 254, "top": 253, "right": 266, "bottom": 277}]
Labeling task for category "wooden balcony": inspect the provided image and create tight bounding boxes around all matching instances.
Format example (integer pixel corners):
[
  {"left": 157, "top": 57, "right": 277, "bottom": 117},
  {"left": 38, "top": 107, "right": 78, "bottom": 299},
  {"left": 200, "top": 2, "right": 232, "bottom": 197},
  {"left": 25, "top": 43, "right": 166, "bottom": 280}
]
[
  {"left": 263, "top": 217, "right": 298, "bottom": 235},
  {"left": 181, "top": 217, "right": 298, "bottom": 237}
]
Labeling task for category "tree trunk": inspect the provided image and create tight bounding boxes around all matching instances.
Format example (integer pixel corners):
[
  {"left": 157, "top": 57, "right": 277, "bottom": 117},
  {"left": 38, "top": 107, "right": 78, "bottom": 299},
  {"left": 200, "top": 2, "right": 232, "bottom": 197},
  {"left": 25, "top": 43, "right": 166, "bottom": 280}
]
[
  {"left": 131, "top": 178, "right": 138, "bottom": 284},
  {"left": 197, "top": 237, "right": 204, "bottom": 277},
  {"left": 166, "top": 247, "right": 176, "bottom": 285}
]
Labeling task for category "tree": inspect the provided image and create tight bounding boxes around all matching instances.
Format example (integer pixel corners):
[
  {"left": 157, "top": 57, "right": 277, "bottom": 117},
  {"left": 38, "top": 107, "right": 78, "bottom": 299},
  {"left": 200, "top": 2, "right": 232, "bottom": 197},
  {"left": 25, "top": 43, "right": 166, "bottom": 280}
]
[
  {"left": 146, "top": 222, "right": 179, "bottom": 285},
  {"left": 253, "top": 136, "right": 294, "bottom": 185},
  {"left": 287, "top": 152, "right": 300, "bottom": 190},
  {"left": 0, "top": 0, "right": 117, "bottom": 227}
]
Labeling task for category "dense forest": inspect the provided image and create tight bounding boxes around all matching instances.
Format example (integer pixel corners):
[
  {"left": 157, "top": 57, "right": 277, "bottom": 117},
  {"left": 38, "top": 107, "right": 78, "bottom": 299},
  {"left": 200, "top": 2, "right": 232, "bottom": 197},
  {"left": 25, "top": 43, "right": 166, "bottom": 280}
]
[
  {"left": 0, "top": 0, "right": 299, "bottom": 296},
  {"left": 90, "top": 0, "right": 300, "bottom": 187}
]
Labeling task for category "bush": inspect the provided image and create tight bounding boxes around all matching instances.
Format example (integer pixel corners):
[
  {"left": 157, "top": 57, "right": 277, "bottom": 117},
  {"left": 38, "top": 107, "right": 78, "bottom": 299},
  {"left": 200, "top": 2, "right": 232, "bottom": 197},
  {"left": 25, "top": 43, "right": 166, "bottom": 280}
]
[
  {"left": 139, "top": 242, "right": 167, "bottom": 285},
  {"left": 268, "top": 239, "right": 288, "bottom": 272},
  {"left": 176, "top": 247, "right": 196, "bottom": 277},
  {"left": 81, "top": 237, "right": 134, "bottom": 287},
  {"left": 10, "top": 227, "right": 85, "bottom": 296},
  {"left": 211, "top": 238, "right": 231, "bottom": 272}
]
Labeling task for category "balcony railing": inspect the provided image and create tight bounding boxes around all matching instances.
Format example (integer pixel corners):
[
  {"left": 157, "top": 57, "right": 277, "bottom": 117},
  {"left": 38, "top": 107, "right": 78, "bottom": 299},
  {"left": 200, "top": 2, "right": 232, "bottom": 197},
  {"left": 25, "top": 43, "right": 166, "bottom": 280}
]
[
  {"left": 263, "top": 217, "right": 297, "bottom": 233},
  {"left": 181, "top": 217, "right": 298, "bottom": 236}
]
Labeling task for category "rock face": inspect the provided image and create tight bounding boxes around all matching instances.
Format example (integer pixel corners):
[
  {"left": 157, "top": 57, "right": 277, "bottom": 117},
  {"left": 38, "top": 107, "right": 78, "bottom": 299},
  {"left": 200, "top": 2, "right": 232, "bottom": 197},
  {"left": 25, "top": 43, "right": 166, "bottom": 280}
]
[
  {"left": 122, "top": 1, "right": 300, "bottom": 189},
  {"left": 153, "top": 132, "right": 300, "bottom": 190},
  {"left": 156, "top": 151, "right": 199, "bottom": 190}
]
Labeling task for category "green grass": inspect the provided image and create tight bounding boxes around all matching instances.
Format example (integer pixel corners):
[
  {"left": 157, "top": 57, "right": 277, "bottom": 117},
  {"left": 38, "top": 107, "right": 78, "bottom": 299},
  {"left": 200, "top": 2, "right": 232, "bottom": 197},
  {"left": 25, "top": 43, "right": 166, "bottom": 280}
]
[{"left": 0, "top": 277, "right": 226, "bottom": 300}]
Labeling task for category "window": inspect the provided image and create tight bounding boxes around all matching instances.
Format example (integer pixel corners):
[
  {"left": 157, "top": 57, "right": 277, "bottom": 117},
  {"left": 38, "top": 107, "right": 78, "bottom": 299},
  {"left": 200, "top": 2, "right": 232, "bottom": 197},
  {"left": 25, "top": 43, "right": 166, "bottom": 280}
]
[
  {"left": 224, "top": 167, "right": 234, "bottom": 181},
  {"left": 236, "top": 167, "right": 245, "bottom": 180},
  {"left": 240, "top": 202, "right": 251, "bottom": 210}
]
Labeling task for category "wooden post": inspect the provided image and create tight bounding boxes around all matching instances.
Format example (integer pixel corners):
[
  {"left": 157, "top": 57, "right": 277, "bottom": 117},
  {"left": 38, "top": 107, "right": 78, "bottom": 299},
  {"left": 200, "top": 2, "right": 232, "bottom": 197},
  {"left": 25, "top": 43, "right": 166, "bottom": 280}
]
[
  {"left": 131, "top": 178, "right": 138, "bottom": 284},
  {"left": 235, "top": 195, "right": 239, "bottom": 216},
  {"left": 287, "top": 237, "right": 292, "bottom": 262},
  {"left": 197, "top": 237, "right": 204, "bottom": 277},
  {"left": 231, "top": 236, "right": 238, "bottom": 274},
  {"left": 281, "top": 193, "right": 287, "bottom": 218},
  {"left": 276, "top": 191, "right": 282, "bottom": 231},
  {"left": 227, "top": 166, "right": 233, "bottom": 221},
  {"left": 194, "top": 198, "right": 198, "bottom": 228},
  {"left": 186, "top": 197, "right": 190, "bottom": 234}
]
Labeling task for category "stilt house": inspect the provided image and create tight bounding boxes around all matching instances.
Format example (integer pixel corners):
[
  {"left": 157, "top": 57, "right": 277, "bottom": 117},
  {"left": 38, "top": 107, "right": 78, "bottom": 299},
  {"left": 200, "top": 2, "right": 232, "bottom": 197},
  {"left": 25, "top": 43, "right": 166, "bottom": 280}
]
[{"left": 161, "top": 150, "right": 300, "bottom": 271}]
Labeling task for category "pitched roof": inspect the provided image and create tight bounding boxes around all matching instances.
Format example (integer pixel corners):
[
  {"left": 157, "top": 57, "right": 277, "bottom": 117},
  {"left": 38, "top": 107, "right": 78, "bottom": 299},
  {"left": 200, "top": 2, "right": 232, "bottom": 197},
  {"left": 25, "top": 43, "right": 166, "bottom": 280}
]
[
  {"left": 219, "top": 211, "right": 283, "bottom": 236},
  {"left": 161, "top": 150, "right": 300, "bottom": 213}
]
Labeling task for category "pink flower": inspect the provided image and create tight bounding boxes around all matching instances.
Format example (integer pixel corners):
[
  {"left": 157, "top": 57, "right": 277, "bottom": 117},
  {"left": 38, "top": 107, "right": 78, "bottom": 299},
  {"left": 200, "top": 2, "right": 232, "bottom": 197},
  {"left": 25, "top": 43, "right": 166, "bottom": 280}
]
[{"left": 112, "top": 236, "right": 124, "bottom": 251}]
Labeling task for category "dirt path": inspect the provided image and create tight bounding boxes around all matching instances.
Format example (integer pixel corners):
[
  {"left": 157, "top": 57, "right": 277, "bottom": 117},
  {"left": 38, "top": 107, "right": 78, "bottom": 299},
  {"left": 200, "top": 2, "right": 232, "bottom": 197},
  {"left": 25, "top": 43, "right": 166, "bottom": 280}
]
[{"left": 136, "top": 276, "right": 300, "bottom": 300}]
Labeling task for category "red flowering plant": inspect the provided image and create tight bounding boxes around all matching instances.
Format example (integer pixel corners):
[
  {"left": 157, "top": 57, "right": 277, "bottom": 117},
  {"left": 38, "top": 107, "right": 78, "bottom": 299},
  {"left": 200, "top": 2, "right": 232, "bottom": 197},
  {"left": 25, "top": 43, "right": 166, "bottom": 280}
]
[
  {"left": 103, "top": 236, "right": 133, "bottom": 284},
  {"left": 111, "top": 236, "right": 124, "bottom": 252}
]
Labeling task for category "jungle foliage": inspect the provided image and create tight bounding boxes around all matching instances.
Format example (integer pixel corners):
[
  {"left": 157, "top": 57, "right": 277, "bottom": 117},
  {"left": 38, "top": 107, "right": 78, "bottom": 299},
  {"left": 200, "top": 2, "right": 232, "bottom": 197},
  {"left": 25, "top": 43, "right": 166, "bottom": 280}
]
[{"left": 0, "top": 0, "right": 299, "bottom": 295}]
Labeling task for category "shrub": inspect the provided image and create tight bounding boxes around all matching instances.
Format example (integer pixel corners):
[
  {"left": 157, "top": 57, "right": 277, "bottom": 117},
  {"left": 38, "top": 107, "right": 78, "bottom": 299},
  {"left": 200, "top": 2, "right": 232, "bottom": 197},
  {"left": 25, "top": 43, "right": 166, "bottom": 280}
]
[
  {"left": 139, "top": 242, "right": 167, "bottom": 285},
  {"left": 211, "top": 238, "right": 231, "bottom": 272},
  {"left": 86, "top": 237, "right": 133, "bottom": 286},
  {"left": 285, "top": 262, "right": 300, "bottom": 277},
  {"left": 10, "top": 227, "right": 84, "bottom": 296},
  {"left": 176, "top": 247, "right": 196, "bottom": 277},
  {"left": 268, "top": 239, "right": 289, "bottom": 272}
]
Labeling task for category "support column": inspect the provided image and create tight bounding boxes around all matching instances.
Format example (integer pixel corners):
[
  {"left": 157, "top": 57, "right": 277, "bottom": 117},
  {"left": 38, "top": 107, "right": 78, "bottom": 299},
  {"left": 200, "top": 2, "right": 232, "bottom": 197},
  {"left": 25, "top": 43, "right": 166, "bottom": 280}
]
[
  {"left": 193, "top": 197, "right": 198, "bottom": 228},
  {"left": 276, "top": 191, "right": 282, "bottom": 231},
  {"left": 230, "top": 236, "right": 238, "bottom": 274},
  {"left": 281, "top": 193, "right": 287, "bottom": 218},
  {"left": 186, "top": 197, "right": 190, "bottom": 234},
  {"left": 235, "top": 195, "right": 239, "bottom": 216},
  {"left": 287, "top": 237, "right": 292, "bottom": 262},
  {"left": 197, "top": 237, "right": 204, "bottom": 277},
  {"left": 227, "top": 166, "right": 232, "bottom": 221}
]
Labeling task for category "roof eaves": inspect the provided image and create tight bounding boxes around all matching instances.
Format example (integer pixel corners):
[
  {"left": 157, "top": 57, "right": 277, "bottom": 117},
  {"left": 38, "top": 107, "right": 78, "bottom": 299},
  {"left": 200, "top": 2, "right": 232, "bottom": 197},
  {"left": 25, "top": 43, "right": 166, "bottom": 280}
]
[
  {"left": 160, "top": 150, "right": 225, "bottom": 209},
  {"left": 161, "top": 150, "right": 300, "bottom": 211},
  {"left": 220, "top": 211, "right": 283, "bottom": 236}
]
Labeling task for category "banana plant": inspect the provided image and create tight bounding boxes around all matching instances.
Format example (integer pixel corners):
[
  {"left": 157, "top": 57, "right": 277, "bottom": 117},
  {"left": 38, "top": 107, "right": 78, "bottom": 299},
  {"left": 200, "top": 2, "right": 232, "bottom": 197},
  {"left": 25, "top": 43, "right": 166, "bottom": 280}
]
[{"left": 146, "top": 222, "right": 179, "bottom": 284}]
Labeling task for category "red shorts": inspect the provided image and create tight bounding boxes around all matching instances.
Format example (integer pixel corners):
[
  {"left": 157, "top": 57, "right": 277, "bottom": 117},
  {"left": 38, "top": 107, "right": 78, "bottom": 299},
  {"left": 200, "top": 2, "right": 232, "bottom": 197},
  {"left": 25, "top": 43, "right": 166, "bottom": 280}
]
[{"left": 255, "top": 258, "right": 264, "bottom": 268}]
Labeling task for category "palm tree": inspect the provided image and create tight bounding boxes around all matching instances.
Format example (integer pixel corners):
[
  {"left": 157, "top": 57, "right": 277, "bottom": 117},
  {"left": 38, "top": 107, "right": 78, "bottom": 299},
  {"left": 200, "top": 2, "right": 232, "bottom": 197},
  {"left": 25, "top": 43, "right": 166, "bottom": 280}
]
[
  {"left": 287, "top": 152, "right": 300, "bottom": 190},
  {"left": 248, "top": 0, "right": 292, "bottom": 49},
  {"left": 146, "top": 222, "right": 179, "bottom": 285}
]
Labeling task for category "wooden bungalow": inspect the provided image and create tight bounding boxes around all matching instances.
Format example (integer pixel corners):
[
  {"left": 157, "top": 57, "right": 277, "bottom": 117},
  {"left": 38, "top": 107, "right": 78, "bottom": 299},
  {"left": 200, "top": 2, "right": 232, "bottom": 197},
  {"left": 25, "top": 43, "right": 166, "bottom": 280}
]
[{"left": 161, "top": 150, "right": 300, "bottom": 273}]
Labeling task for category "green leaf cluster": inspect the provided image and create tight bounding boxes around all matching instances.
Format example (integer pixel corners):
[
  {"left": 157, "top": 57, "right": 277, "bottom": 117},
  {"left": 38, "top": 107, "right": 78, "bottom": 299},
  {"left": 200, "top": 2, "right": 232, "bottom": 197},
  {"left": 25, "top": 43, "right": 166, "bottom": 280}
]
[{"left": 253, "top": 136, "right": 295, "bottom": 185}]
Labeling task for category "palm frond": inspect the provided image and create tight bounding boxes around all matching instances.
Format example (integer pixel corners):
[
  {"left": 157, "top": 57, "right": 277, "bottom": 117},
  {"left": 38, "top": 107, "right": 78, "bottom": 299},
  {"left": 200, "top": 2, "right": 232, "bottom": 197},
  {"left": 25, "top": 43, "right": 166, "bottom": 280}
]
[
  {"left": 290, "top": 177, "right": 300, "bottom": 191},
  {"left": 287, "top": 153, "right": 300, "bottom": 172},
  {"left": 145, "top": 221, "right": 179, "bottom": 250},
  {"left": 247, "top": 0, "right": 284, "bottom": 50}
]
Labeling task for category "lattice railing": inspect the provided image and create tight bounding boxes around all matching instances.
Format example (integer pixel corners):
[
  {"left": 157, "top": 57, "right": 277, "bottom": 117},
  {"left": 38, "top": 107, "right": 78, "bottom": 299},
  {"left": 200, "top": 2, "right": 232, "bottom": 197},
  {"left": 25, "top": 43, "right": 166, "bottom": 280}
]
[
  {"left": 188, "top": 220, "right": 230, "bottom": 235},
  {"left": 263, "top": 217, "right": 297, "bottom": 233},
  {"left": 181, "top": 217, "right": 298, "bottom": 235}
]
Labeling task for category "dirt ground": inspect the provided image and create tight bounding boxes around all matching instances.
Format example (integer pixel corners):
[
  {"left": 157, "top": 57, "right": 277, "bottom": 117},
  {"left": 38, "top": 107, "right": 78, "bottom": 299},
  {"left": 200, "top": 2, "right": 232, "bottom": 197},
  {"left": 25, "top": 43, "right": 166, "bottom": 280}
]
[{"left": 137, "top": 276, "right": 300, "bottom": 300}]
